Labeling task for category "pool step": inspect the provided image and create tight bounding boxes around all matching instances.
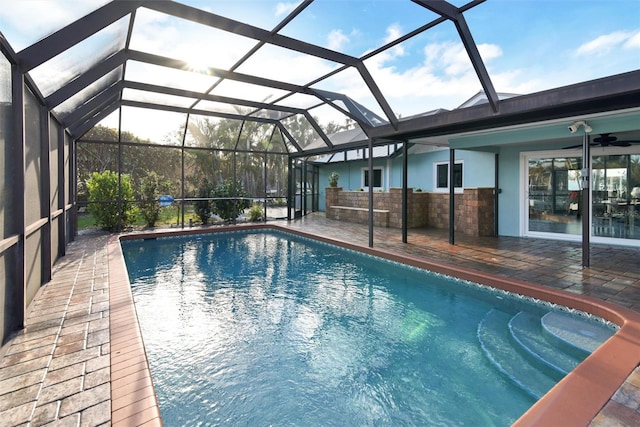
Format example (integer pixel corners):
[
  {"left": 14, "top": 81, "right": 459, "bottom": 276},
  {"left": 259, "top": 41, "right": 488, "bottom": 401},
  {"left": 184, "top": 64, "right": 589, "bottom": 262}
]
[
  {"left": 477, "top": 309, "right": 557, "bottom": 399},
  {"left": 478, "top": 309, "right": 615, "bottom": 400},
  {"left": 541, "top": 311, "right": 614, "bottom": 356},
  {"left": 508, "top": 311, "right": 584, "bottom": 379}
]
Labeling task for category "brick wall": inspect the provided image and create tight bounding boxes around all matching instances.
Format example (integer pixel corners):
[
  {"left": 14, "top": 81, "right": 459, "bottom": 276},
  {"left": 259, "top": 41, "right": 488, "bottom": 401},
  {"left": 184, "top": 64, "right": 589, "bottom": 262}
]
[
  {"left": 326, "top": 187, "right": 494, "bottom": 236},
  {"left": 427, "top": 188, "right": 495, "bottom": 236}
]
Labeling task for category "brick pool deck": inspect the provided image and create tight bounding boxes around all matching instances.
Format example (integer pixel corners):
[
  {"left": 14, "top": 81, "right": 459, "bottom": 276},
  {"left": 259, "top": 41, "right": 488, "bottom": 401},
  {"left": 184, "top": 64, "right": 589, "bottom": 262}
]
[{"left": 0, "top": 213, "right": 639, "bottom": 426}]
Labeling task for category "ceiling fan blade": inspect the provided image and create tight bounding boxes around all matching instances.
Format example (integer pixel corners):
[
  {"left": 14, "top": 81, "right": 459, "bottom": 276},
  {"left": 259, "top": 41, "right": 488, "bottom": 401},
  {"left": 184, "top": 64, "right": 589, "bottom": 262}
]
[
  {"left": 560, "top": 134, "right": 639, "bottom": 149},
  {"left": 594, "top": 133, "right": 617, "bottom": 145},
  {"left": 563, "top": 143, "right": 600, "bottom": 149}
]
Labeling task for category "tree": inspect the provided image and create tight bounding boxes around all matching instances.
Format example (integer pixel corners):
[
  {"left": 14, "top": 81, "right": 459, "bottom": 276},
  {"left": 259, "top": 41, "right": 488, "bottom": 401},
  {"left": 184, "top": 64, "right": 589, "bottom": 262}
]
[
  {"left": 86, "top": 170, "right": 135, "bottom": 231},
  {"left": 77, "top": 125, "right": 181, "bottom": 202},
  {"left": 138, "top": 171, "right": 173, "bottom": 227}
]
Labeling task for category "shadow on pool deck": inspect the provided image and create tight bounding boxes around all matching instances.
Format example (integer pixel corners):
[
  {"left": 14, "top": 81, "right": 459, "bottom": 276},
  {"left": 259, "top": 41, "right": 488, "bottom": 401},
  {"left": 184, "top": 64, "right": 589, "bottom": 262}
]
[{"left": 0, "top": 212, "right": 638, "bottom": 426}]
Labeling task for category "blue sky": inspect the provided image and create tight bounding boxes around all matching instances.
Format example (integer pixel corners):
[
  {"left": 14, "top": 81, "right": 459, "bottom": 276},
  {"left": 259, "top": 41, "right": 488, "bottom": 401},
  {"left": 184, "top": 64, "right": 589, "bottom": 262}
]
[{"left": 0, "top": 0, "right": 638, "bottom": 140}]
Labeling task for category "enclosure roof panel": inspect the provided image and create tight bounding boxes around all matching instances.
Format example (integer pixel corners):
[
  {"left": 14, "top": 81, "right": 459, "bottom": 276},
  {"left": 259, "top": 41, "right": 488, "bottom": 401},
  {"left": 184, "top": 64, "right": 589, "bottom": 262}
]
[{"left": 0, "top": 0, "right": 638, "bottom": 153}]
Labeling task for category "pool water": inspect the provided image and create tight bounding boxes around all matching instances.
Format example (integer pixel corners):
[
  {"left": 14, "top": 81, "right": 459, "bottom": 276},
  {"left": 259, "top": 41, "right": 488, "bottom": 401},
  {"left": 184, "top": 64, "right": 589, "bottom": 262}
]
[{"left": 121, "top": 231, "right": 615, "bottom": 426}]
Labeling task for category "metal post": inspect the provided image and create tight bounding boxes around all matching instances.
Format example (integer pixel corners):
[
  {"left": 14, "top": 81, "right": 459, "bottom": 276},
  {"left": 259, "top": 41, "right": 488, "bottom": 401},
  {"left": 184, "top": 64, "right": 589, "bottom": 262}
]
[
  {"left": 70, "top": 133, "right": 77, "bottom": 240},
  {"left": 402, "top": 140, "right": 408, "bottom": 243},
  {"left": 12, "top": 64, "right": 26, "bottom": 331},
  {"left": 116, "top": 108, "right": 122, "bottom": 231},
  {"left": 582, "top": 133, "right": 591, "bottom": 267},
  {"left": 263, "top": 151, "right": 268, "bottom": 222},
  {"left": 449, "top": 148, "right": 455, "bottom": 244},
  {"left": 232, "top": 121, "right": 245, "bottom": 225},
  {"left": 302, "top": 160, "right": 307, "bottom": 215},
  {"left": 287, "top": 157, "right": 293, "bottom": 221},
  {"left": 41, "top": 107, "right": 51, "bottom": 283},
  {"left": 368, "top": 138, "right": 374, "bottom": 247},
  {"left": 180, "top": 114, "right": 189, "bottom": 229},
  {"left": 494, "top": 153, "right": 499, "bottom": 236},
  {"left": 58, "top": 125, "right": 66, "bottom": 255},
  {"left": 232, "top": 150, "right": 237, "bottom": 224}
]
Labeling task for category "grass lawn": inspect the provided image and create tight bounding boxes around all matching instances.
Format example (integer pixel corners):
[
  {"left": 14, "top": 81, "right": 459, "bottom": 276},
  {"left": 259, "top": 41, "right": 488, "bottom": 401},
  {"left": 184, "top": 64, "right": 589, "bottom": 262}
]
[{"left": 78, "top": 205, "right": 200, "bottom": 231}]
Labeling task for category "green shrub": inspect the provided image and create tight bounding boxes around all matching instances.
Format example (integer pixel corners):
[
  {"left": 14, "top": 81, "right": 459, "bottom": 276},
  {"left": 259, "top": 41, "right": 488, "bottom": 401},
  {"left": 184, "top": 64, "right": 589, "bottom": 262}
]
[
  {"left": 86, "top": 170, "right": 135, "bottom": 231},
  {"left": 194, "top": 178, "right": 214, "bottom": 224},
  {"left": 329, "top": 171, "right": 339, "bottom": 187},
  {"left": 138, "top": 171, "right": 173, "bottom": 227},
  {"left": 212, "top": 179, "right": 251, "bottom": 222},
  {"left": 248, "top": 203, "right": 264, "bottom": 222}
]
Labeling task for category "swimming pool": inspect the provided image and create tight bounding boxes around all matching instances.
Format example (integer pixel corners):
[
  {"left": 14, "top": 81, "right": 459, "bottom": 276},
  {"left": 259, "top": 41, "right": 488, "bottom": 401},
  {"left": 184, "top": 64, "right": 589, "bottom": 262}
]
[{"left": 121, "top": 229, "right": 617, "bottom": 426}]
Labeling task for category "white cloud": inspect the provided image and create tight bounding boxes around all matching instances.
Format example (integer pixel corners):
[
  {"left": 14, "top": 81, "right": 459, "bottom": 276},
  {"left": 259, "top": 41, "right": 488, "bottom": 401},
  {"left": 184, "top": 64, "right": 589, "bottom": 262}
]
[
  {"left": 384, "top": 24, "right": 402, "bottom": 44},
  {"left": 275, "top": 2, "right": 298, "bottom": 17},
  {"left": 362, "top": 24, "right": 406, "bottom": 72},
  {"left": 623, "top": 31, "right": 640, "bottom": 49},
  {"left": 575, "top": 30, "right": 639, "bottom": 57},
  {"left": 327, "top": 29, "right": 349, "bottom": 51},
  {"left": 359, "top": 39, "right": 521, "bottom": 114}
]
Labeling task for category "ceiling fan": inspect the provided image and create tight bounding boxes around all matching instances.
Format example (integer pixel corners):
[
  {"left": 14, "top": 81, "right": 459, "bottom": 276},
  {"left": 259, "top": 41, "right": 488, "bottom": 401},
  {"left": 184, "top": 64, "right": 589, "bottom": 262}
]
[{"left": 564, "top": 133, "right": 640, "bottom": 149}]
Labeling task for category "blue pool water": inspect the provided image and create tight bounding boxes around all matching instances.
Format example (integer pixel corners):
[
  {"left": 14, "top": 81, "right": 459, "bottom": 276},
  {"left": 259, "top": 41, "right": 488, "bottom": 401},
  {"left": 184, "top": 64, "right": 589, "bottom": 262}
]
[{"left": 121, "top": 230, "right": 616, "bottom": 426}]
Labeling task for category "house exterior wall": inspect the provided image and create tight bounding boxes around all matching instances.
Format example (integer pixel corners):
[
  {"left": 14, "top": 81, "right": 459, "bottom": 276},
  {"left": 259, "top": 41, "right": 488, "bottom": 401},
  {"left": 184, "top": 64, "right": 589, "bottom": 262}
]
[
  {"left": 319, "top": 149, "right": 497, "bottom": 236},
  {"left": 319, "top": 149, "right": 496, "bottom": 211}
]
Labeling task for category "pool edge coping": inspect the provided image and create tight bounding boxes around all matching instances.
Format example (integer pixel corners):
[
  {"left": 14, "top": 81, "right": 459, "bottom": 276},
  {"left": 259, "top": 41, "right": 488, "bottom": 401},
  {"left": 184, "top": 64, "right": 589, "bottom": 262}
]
[
  {"left": 110, "top": 224, "right": 640, "bottom": 427},
  {"left": 108, "top": 235, "right": 162, "bottom": 426}
]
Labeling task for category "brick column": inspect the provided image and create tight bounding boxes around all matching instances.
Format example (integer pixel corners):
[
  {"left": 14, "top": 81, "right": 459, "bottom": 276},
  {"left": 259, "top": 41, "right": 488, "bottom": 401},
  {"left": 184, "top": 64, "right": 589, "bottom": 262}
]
[{"left": 325, "top": 187, "right": 342, "bottom": 214}]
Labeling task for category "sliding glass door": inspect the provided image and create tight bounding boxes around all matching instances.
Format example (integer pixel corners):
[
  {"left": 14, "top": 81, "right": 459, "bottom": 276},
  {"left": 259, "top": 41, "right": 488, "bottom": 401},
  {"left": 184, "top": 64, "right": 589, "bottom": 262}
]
[
  {"left": 525, "top": 151, "right": 640, "bottom": 243},
  {"left": 526, "top": 154, "right": 583, "bottom": 236},
  {"left": 592, "top": 154, "right": 640, "bottom": 240}
]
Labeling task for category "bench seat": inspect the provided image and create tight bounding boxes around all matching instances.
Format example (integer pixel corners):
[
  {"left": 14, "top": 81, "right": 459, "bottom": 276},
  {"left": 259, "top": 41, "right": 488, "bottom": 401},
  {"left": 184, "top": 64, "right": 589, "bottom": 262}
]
[{"left": 327, "top": 205, "right": 390, "bottom": 227}]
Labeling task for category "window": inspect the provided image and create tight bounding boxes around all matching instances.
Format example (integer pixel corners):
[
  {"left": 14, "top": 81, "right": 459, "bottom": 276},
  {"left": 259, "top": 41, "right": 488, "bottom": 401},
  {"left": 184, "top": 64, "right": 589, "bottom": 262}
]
[
  {"left": 362, "top": 167, "right": 383, "bottom": 189},
  {"left": 435, "top": 161, "right": 463, "bottom": 192}
]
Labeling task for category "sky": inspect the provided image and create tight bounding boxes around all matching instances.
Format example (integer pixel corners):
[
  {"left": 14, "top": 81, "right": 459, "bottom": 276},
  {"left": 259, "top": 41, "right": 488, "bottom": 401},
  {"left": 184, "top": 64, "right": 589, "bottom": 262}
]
[{"left": 0, "top": 0, "right": 639, "bottom": 142}]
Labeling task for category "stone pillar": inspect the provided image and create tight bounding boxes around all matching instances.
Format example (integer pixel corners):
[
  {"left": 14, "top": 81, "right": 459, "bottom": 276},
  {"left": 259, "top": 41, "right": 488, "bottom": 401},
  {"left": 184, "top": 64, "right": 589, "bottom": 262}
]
[{"left": 326, "top": 187, "right": 342, "bottom": 213}]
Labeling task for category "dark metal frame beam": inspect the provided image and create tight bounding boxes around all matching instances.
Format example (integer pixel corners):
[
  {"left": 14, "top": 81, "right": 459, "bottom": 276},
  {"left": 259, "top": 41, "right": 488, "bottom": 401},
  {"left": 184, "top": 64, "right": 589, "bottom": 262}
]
[
  {"left": 57, "top": 124, "right": 67, "bottom": 256},
  {"left": 41, "top": 107, "right": 52, "bottom": 283},
  {"left": 313, "top": 88, "right": 383, "bottom": 128},
  {"left": 144, "top": 1, "right": 361, "bottom": 67},
  {"left": 116, "top": 99, "right": 305, "bottom": 152},
  {"left": 62, "top": 82, "right": 122, "bottom": 127},
  {"left": 45, "top": 50, "right": 127, "bottom": 108},
  {"left": 125, "top": 81, "right": 303, "bottom": 114},
  {"left": 129, "top": 50, "right": 309, "bottom": 94},
  {"left": 11, "top": 63, "right": 26, "bottom": 333},
  {"left": 69, "top": 100, "right": 120, "bottom": 139},
  {"left": 411, "top": 0, "right": 498, "bottom": 112},
  {"left": 356, "top": 64, "right": 399, "bottom": 129},
  {"left": 16, "top": 1, "right": 142, "bottom": 71}
]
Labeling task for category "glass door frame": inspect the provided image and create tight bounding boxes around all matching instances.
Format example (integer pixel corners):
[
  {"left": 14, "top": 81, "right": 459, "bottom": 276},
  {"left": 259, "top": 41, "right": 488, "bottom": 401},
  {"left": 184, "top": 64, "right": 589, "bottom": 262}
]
[
  {"left": 521, "top": 149, "right": 583, "bottom": 241},
  {"left": 522, "top": 147, "right": 640, "bottom": 246},
  {"left": 590, "top": 146, "right": 640, "bottom": 245}
]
